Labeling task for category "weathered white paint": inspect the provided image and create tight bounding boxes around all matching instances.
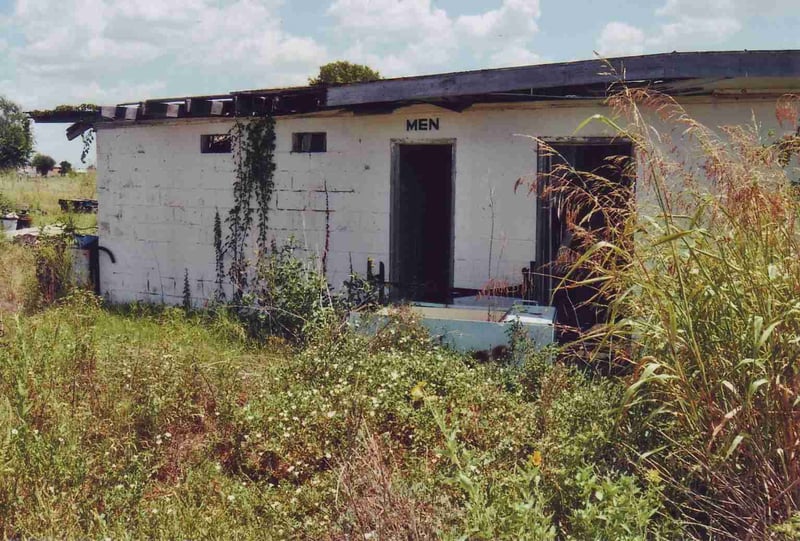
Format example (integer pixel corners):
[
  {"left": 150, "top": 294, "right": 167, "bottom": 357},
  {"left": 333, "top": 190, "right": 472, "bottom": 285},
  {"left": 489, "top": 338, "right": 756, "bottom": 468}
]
[{"left": 95, "top": 97, "right": 791, "bottom": 306}]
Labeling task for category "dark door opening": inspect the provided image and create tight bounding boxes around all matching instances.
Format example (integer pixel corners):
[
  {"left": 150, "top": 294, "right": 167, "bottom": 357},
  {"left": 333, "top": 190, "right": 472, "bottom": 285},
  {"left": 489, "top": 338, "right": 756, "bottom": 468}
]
[
  {"left": 535, "top": 141, "right": 634, "bottom": 343},
  {"left": 391, "top": 143, "right": 454, "bottom": 303}
]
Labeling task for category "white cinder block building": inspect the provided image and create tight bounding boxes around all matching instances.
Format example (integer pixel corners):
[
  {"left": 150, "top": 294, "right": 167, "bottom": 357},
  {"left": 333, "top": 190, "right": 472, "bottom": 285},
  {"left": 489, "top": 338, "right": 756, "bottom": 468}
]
[{"left": 33, "top": 51, "right": 800, "bottom": 329}]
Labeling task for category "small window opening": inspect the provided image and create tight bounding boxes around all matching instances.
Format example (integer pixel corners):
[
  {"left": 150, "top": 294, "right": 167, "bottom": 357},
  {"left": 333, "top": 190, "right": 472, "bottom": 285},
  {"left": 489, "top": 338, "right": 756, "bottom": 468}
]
[
  {"left": 292, "top": 132, "right": 327, "bottom": 153},
  {"left": 201, "top": 134, "right": 232, "bottom": 154}
]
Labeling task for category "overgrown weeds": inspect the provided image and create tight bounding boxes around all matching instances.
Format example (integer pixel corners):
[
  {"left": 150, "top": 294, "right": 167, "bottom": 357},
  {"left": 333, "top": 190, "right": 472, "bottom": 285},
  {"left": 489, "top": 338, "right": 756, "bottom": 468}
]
[
  {"left": 542, "top": 88, "right": 800, "bottom": 537},
  {"left": 0, "top": 290, "right": 674, "bottom": 539},
  {"left": 0, "top": 235, "right": 34, "bottom": 314},
  {"left": 24, "top": 235, "right": 74, "bottom": 310},
  {"left": 227, "top": 238, "right": 336, "bottom": 345},
  {"left": 333, "top": 427, "right": 439, "bottom": 540},
  {"left": 222, "top": 237, "right": 380, "bottom": 347}
]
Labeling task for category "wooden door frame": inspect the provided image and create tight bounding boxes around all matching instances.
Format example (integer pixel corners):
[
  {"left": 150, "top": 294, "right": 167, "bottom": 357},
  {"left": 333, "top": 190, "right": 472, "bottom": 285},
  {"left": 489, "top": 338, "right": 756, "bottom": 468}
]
[{"left": 534, "top": 136, "right": 634, "bottom": 305}]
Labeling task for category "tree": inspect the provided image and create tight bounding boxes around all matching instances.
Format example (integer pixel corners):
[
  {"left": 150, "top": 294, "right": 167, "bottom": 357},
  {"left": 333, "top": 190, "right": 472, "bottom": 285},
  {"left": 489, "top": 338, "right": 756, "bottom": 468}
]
[
  {"left": 59, "top": 160, "right": 72, "bottom": 176},
  {"left": 308, "top": 61, "right": 381, "bottom": 86},
  {"left": 0, "top": 96, "right": 33, "bottom": 171},
  {"left": 31, "top": 153, "right": 56, "bottom": 177}
]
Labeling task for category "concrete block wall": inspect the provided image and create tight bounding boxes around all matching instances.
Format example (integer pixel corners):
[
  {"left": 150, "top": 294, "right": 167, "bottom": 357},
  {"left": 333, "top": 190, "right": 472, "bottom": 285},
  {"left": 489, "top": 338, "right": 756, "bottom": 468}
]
[{"left": 95, "top": 98, "right": 787, "bottom": 306}]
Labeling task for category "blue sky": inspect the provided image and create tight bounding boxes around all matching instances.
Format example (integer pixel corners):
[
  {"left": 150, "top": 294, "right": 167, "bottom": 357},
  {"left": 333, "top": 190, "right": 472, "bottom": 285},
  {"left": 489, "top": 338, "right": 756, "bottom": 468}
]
[{"left": 1, "top": 0, "right": 798, "bottom": 166}]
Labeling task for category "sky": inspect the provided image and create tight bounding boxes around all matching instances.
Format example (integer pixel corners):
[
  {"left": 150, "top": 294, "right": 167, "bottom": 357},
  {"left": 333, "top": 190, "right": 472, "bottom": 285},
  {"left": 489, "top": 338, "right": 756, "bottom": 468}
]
[{"left": 1, "top": 0, "right": 799, "bottom": 166}]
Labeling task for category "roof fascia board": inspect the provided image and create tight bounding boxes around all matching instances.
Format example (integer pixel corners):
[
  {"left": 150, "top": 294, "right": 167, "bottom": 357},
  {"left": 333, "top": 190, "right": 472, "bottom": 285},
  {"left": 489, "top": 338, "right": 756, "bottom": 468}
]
[{"left": 326, "top": 51, "right": 800, "bottom": 107}]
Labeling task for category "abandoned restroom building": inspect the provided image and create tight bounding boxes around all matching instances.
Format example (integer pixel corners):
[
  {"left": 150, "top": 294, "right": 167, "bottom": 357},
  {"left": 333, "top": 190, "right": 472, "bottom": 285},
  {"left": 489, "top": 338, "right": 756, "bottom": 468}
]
[{"left": 32, "top": 50, "right": 800, "bottom": 336}]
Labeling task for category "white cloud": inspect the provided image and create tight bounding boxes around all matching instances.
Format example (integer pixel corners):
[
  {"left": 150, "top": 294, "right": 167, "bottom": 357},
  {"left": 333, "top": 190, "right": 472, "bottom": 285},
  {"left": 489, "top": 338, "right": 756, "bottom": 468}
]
[
  {"left": 5, "top": 0, "right": 545, "bottom": 112},
  {"left": 456, "top": 0, "right": 540, "bottom": 39},
  {"left": 329, "top": 0, "right": 451, "bottom": 35},
  {"left": 4, "top": 0, "right": 328, "bottom": 105},
  {"left": 655, "top": 16, "right": 741, "bottom": 46},
  {"left": 456, "top": 0, "right": 540, "bottom": 69},
  {"left": 656, "top": 0, "right": 733, "bottom": 18},
  {"left": 489, "top": 44, "right": 541, "bottom": 68},
  {"left": 327, "top": 0, "right": 457, "bottom": 75},
  {"left": 327, "top": 0, "right": 542, "bottom": 76},
  {"left": 0, "top": 72, "right": 167, "bottom": 111},
  {"left": 596, "top": 0, "right": 796, "bottom": 57},
  {"left": 596, "top": 22, "right": 646, "bottom": 57},
  {"left": 184, "top": 0, "right": 328, "bottom": 70},
  {"left": 649, "top": 0, "right": 746, "bottom": 47}
]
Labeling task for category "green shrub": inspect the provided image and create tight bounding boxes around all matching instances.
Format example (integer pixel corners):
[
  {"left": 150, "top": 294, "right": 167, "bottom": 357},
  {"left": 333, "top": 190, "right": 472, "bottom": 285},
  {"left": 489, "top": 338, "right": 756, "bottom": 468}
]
[
  {"left": 235, "top": 238, "right": 333, "bottom": 344},
  {"left": 565, "top": 466, "right": 674, "bottom": 541},
  {"left": 340, "top": 268, "right": 379, "bottom": 311},
  {"left": 24, "top": 236, "right": 74, "bottom": 310},
  {"left": 360, "top": 304, "right": 434, "bottom": 353},
  {"left": 517, "top": 345, "right": 557, "bottom": 399},
  {"left": 431, "top": 401, "right": 556, "bottom": 540},
  {"left": 537, "top": 366, "right": 624, "bottom": 473},
  {"left": 229, "top": 238, "right": 382, "bottom": 345}
]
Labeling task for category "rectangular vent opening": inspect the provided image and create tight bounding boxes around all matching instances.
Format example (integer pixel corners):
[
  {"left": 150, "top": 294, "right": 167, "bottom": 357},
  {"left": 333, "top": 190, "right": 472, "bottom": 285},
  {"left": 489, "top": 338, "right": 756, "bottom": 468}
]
[
  {"left": 201, "top": 134, "right": 232, "bottom": 154},
  {"left": 292, "top": 132, "right": 326, "bottom": 153}
]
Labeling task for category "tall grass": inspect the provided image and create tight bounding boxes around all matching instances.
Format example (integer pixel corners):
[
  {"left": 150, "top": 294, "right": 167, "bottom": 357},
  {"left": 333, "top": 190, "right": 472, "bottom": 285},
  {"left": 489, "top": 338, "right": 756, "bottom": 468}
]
[
  {"left": 0, "top": 171, "right": 96, "bottom": 231},
  {"left": 551, "top": 88, "right": 800, "bottom": 537},
  {"left": 0, "top": 236, "right": 34, "bottom": 314}
]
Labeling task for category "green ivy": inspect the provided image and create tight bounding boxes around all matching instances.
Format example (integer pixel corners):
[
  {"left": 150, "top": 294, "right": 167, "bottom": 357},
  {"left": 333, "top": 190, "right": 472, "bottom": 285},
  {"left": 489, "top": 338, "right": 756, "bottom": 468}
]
[
  {"left": 80, "top": 130, "right": 94, "bottom": 164},
  {"left": 225, "top": 116, "right": 276, "bottom": 301},
  {"left": 182, "top": 269, "right": 191, "bottom": 312},
  {"left": 213, "top": 209, "right": 225, "bottom": 302}
]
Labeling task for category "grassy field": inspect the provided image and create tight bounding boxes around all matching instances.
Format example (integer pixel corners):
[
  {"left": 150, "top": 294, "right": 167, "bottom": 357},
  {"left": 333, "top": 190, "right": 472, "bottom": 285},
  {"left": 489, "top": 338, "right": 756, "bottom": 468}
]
[
  {"left": 0, "top": 285, "right": 671, "bottom": 539},
  {"left": 0, "top": 181, "right": 674, "bottom": 538},
  {"left": 0, "top": 171, "right": 97, "bottom": 231}
]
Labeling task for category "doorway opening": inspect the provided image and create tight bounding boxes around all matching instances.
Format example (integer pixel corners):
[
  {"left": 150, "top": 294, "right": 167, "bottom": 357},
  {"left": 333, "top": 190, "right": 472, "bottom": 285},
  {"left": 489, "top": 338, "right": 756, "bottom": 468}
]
[
  {"left": 535, "top": 139, "right": 634, "bottom": 343},
  {"left": 391, "top": 142, "right": 455, "bottom": 303}
]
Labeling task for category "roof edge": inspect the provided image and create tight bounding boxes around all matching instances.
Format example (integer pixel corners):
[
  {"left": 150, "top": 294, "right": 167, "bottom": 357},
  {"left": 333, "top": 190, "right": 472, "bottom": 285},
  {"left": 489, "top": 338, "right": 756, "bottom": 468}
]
[
  {"left": 327, "top": 50, "right": 800, "bottom": 107},
  {"left": 27, "top": 50, "right": 800, "bottom": 124}
]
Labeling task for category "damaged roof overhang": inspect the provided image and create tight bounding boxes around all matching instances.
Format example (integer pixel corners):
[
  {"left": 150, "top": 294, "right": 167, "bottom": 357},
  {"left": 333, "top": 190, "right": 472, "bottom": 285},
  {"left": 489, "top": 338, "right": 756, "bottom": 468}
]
[
  {"left": 26, "top": 50, "right": 800, "bottom": 141},
  {"left": 325, "top": 50, "right": 800, "bottom": 106},
  {"left": 31, "top": 86, "right": 328, "bottom": 140}
]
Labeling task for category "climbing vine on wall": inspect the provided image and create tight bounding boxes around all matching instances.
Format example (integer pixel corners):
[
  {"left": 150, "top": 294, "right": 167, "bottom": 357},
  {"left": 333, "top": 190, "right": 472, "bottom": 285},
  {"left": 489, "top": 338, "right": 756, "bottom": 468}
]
[
  {"left": 225, "top": 116, "right": 277, "bottom": 300},
  {"left": 213, "top": 209, "right": 225, "bottom": 301},
  {"left": 80, "top": 130, "right": 95, "bottom": 164}
]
